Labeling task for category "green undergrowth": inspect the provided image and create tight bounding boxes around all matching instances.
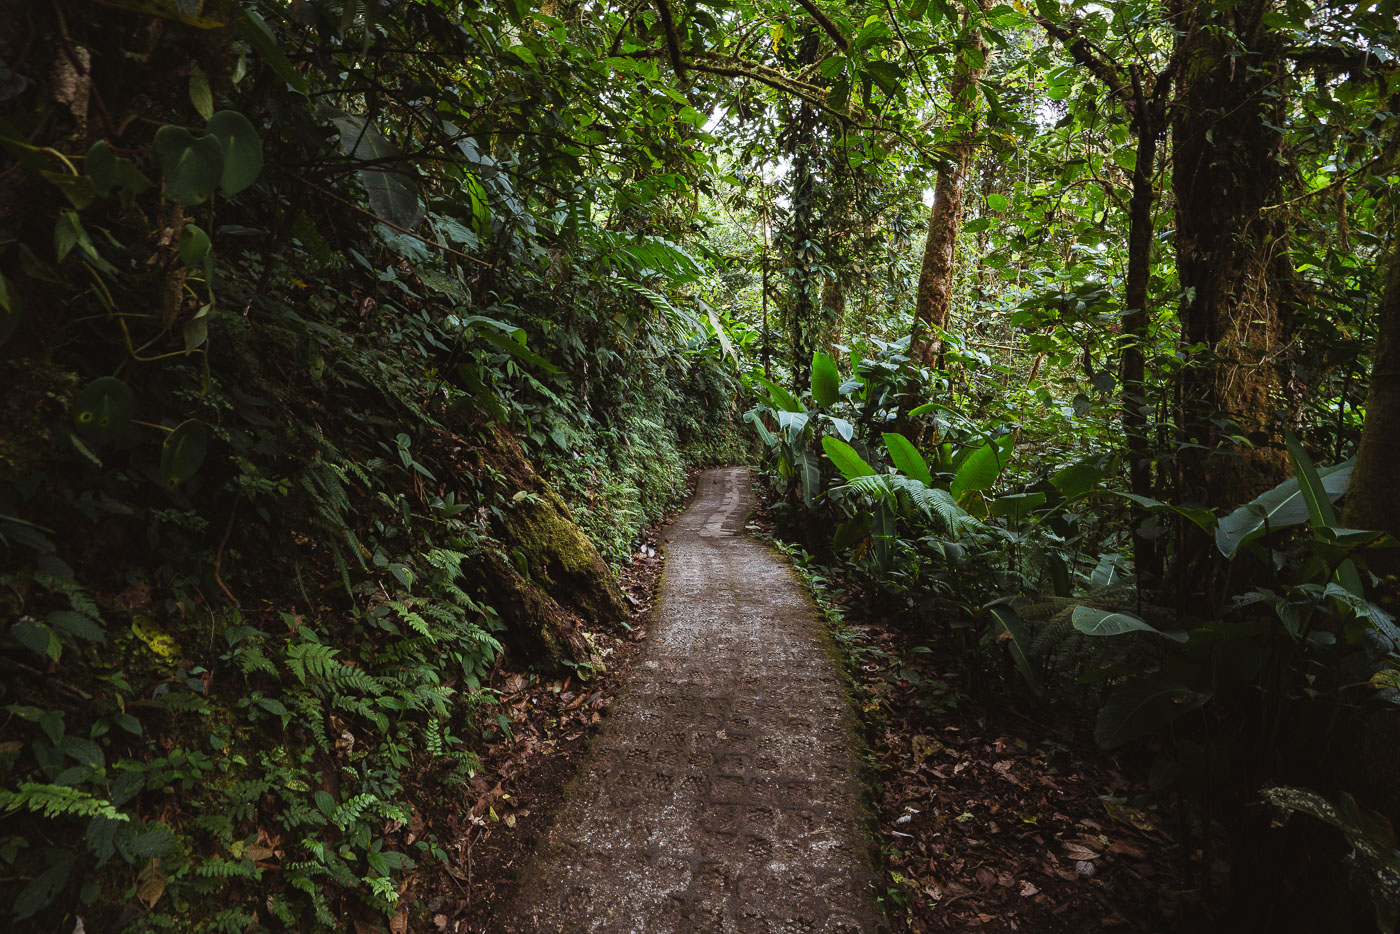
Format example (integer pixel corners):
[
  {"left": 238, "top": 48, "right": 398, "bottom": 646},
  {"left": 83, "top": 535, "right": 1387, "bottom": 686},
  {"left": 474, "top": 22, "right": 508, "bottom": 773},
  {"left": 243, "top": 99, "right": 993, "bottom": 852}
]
[{"left": 0, "top": 4, "right": 746, "bottom": 929}]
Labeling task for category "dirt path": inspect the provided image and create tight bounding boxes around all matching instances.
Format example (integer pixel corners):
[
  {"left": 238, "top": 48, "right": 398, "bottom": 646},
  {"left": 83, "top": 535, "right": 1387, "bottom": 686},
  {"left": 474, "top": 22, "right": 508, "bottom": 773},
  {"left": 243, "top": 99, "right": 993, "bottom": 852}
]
[{"left": 501, "top": 467, "right": 883, "bottom": 933}]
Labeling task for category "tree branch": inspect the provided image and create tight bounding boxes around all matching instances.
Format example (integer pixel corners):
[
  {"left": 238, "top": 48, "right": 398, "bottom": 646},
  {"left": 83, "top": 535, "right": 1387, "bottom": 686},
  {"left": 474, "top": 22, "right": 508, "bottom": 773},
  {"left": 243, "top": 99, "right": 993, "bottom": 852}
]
[
  {"left": 793, "top": 0, "right": 848, "bottom": 51},
  {"left": 654, "top": 0, "right": 686, "bottom": 77}
]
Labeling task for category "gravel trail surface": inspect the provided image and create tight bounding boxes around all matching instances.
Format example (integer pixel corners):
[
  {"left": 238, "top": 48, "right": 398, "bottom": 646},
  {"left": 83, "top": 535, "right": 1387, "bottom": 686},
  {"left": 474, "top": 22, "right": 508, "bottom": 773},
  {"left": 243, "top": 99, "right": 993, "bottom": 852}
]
[{"left": 503, "top": 467, "right": 882, "bottom": 933}]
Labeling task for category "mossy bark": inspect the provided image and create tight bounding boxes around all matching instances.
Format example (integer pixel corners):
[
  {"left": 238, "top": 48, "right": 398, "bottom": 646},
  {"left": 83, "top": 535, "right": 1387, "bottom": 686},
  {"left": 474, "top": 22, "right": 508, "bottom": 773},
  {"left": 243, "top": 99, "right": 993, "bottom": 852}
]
[{"left": 457, "top": 415, "right": 628, "bottom": 670}]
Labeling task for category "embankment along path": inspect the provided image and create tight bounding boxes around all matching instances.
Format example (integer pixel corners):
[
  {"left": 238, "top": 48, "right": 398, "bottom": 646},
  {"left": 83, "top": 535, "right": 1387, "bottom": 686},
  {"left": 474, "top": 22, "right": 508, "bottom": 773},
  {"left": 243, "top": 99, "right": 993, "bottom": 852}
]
[{"left": 503, "top": 467, "right": 883, "bottom": 933}]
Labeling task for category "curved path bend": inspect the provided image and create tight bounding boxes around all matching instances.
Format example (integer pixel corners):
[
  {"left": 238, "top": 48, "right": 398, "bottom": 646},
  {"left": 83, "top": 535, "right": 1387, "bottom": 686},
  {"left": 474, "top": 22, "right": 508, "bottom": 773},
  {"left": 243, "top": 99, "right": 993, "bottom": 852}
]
[{"left": 504, "top": 467, "right": 882, "bottom": 934}]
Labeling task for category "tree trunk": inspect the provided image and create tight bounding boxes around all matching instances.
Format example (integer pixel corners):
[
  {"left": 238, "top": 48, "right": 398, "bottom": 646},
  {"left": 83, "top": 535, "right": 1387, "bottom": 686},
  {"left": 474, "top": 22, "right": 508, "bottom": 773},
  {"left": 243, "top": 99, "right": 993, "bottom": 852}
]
[
  {"left": 1341, "top": 246, "right": 1400, "bottom": 579},
  {"left": 909, "top": 28, "right": 988, "bottom": 371},
  {"left": 1123, "top": 113, "right": 1162, "bottom": 586},
  {"left": 1171, "top": 0, "right": 1292, "bottom": 514},
  {"left": 786, "top": 102, "right": 819, "bottom": 392}
]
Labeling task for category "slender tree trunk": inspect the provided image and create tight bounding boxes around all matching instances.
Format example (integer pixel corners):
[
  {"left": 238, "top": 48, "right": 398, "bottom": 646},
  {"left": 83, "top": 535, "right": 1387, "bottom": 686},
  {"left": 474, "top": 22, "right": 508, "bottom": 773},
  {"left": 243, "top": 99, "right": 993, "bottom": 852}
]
[
  {"left": 909, "top": 27, "right": 989, "bottom": 371},
  {"left": 787, "top": 118, "right": 817, "bottom": 391},
  {"left": 821, "top": 276, "right": 846, "bottom": 356},
  {"left": 1124, "top": 114, "right": 1161, "bottom": 585},
  {"left": 1342, "top": 247, "right": 1400, "bottom": 579}
]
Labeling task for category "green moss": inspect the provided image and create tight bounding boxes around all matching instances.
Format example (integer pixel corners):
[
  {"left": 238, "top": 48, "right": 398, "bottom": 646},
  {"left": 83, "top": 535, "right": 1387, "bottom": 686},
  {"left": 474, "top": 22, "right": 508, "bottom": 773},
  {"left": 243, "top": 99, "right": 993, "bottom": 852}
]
[{"left": 501, "top": 482, "right": 628, "bottom": 625}]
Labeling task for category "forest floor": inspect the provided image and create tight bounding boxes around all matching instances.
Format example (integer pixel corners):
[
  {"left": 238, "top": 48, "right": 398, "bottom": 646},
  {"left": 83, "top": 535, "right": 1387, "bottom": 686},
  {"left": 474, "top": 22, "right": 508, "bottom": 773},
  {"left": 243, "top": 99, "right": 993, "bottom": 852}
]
[{"left": 820, "top": 581, "right": 1228, "bottom": 931}]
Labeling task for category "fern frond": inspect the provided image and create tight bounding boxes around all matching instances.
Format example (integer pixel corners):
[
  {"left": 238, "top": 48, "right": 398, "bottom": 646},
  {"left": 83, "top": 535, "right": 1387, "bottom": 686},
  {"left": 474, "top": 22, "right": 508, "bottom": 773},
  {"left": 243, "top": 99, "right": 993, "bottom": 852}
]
[{"left": 0, "top": 783, "right": 129, "bottom": 821}]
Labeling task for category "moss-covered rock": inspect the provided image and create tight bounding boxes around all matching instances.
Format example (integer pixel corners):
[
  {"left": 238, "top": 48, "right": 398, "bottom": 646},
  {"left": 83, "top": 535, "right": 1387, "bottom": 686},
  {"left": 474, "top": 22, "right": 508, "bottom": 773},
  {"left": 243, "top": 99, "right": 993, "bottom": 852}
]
[{"left": 460, "top": 414, "right": 627, "bottom": 669}]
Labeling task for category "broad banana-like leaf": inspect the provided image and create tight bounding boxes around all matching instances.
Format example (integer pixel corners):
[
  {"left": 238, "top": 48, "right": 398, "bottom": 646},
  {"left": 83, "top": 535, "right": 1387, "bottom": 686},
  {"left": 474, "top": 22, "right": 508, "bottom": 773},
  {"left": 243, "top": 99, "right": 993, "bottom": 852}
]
[
  {"left": 811, "top": 351, "right": 841, "bottom": 407},
  {"left": 1071, "top": 606, "right": 1187, "bottom": 642},
  {"left": 882, "top": 432, "right": 932, "bottom": 485},
  {"left": 951, "top": 434, "right": 1013, "bottom": 501},
  {"left": 1095, "top": 673, "right": 1210, "bottom": 750},
  {"left": 1214, "top": 457, "right": 1353, "bottom": 558},
  {"left": 821, "top": 436, "right": 876, "bottom": 480},
  {"left": 755, "top": 375, "right": 803, "bottom": 413},
  {"left": 987, "top": 605, "right": 1041, "bottom": 696},
  {"left": 990, "top": 492, "right": 1046, "bottom": 523},
  {"left": 1051, "top": 460, "right": 1104, "bottom": 499},
  {"left": 326, "top": 110, "right": 424, "bottom": 230},
  {"left": 798, "top": 451, "right": 821, "bottom": 507},
  {"left": 1285, "top": 431, "right": 1368, "bottom": 597}
]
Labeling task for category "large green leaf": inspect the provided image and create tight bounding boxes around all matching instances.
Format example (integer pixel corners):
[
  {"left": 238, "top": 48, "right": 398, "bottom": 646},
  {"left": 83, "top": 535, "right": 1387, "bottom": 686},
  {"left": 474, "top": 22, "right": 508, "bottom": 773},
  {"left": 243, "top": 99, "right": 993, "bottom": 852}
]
[
  {"left": 1287, "top": 431, "right": 1368, "bottom": 598},
  {"left": 798, "top": 451, "right": 821, "bottom": 507},
  {"left": 205, "top": 110, "right": 263, "bottom": 195},
  {"left": 881, "top": 432, "right": 932, "bottom": 485},
  {"left": 153, "top": 126, "right": 223, "bottom": 205},
  {"left": 1094, "top": 673, "right": 1211, "bottom": 750},
  {"left": 821, "top": 436, "right": 876, "bottom": 480},
  {"left": 706, "top": 305, "right": 738, "bottom": 368},
  {"left": 0, "top": 271, "right": 20, "bottom": 346},
  {"left": 810, "top": 351, "right": 841, "bottom": 407},
  {"left": 755, "top": 375, "right": 803, "bottom": 413},
  {"left": 327, "top": 111, "right": 424, "bottom": 230},
  {"left": 987, "top": 605, "right": 1041, "bottom": 696},
  {"left": 745, "top": 410, "right": 777, "bottom": 448},
  {"left": 1051, "top": 460, "right": 1103, "bottom": 499},
  {"left": 1214, "top": 458, "right": 1353, "bottom": 558},
  {"left": 72, "top": 377, "right": 134, "bottom": 446},
  {"left": 951, "top": 435, "right": 1012, "bottom": 500},
  {"left": 989, "top": 492, "right": 1046, "bottom": 522},
  {"left": 1117, "top": 492, "right": 1217, "bottom": 534},
  {"left": 160, "top": 419, "right": 208, "bottom": 487},
  {"left": 1072, "top": 606, "right": 1187, "bottom": 642},
  {"left": 232, "top": 7, "right": 308, "bottom": 93}
]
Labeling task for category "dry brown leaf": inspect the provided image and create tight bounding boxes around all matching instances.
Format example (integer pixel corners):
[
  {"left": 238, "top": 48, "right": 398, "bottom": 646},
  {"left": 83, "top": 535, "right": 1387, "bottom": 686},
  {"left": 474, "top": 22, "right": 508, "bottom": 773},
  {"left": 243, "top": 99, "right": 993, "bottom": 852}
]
[
  {"left": 136, "top": 859, "right": 167, "bottom": 909},
  {"left": 1062, "top": 841, "right": 1101, "bottom": 861}
]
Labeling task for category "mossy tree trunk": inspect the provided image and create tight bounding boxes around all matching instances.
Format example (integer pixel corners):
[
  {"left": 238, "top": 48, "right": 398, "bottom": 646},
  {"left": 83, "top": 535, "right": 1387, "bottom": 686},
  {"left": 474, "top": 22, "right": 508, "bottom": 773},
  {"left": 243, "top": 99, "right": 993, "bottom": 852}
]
[
  {"left": 909, "top": 24, "right": 988, "bottom": 372},
  {"left": 1169, "top": 0, "right": 1293, "bottom": 607}
]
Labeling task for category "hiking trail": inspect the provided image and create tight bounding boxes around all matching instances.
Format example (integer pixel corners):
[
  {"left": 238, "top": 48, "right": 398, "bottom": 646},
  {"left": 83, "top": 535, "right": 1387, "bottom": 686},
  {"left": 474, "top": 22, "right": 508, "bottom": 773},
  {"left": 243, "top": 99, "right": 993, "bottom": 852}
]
[{"left": 502, "top": 467, "right": 883, "bottom": 933}]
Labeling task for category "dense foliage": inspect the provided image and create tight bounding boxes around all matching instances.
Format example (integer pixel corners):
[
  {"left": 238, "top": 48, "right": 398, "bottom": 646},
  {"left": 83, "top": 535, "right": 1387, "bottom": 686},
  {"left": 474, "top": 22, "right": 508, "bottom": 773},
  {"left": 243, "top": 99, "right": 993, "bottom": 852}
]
[{"left": 1, "top": 0, "right": 1398, "bottom": 930}]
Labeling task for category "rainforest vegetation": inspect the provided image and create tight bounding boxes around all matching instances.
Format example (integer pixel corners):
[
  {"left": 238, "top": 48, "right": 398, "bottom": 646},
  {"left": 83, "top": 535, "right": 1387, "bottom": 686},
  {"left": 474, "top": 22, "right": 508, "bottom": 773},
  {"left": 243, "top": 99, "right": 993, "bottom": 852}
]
[{"left": 1, "top": 0, "right": 1398, "bottom": 930}]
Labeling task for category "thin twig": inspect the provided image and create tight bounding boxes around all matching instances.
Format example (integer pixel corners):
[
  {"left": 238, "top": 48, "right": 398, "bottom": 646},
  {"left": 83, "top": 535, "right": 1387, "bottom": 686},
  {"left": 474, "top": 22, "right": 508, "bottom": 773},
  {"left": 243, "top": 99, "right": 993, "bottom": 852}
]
[{"left": 214, "top": 495, "right": 241, "bottom": 606}]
